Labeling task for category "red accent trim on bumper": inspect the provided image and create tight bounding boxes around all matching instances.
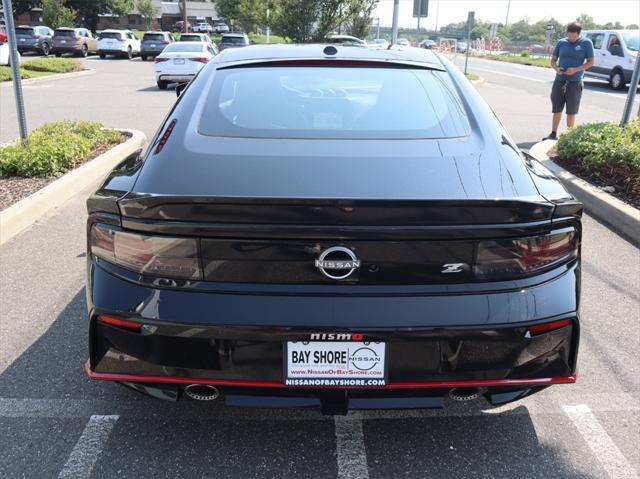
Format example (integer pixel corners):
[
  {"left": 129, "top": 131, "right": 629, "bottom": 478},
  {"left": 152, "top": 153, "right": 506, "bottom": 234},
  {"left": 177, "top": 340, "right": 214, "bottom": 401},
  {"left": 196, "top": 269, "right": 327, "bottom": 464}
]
[{"left": 84, "top": 361, "right": 577, "bottom": 389}]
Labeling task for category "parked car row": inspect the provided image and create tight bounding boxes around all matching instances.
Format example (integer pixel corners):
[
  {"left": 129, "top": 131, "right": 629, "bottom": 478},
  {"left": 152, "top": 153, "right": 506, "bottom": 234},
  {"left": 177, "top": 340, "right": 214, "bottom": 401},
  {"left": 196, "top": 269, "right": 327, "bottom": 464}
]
[{"left": 172, "top": 21, "right": 229, "bottom": 34}]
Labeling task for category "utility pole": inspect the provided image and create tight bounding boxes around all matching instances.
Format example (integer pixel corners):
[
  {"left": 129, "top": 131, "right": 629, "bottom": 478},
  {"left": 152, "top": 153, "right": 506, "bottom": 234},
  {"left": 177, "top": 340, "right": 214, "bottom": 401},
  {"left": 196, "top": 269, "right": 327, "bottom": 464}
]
[
  {"left": 182, "top": 0, "right": 188, "bottom": 33},
  {"left": 621, "top": 55, "right": 640, "bottom": 126},
  {"left": 464, "top": 11, "right": 474, "bottom": 75},
  {"left": 266, "top": 0, "right": 270, "bottom": 43},
  {"left": 376, "top": 17, "right": 380, "bottom": 39},
  {"left": 434, "top": 0, "right": 440, "bottom": 33},
  {"left": 505, "top": 0, "right": 511, "bottom": 26},
  {"left": 2, "top": 0, "right": 27, "bottom": 142},
  {"left": 391, "top": 0, "right": 399, "bottom": 45}
]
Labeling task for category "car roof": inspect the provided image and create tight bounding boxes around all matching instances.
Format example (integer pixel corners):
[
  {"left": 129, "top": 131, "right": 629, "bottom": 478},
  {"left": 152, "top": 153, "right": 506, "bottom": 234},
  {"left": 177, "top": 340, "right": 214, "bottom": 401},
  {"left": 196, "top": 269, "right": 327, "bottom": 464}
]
[
  {"left": 222, "top": 33, "right": 248, "bottom": 37},
  {"left": 213, "top": 44, "right": 443, "bottom": 68},
  {"left": 144, "top": 31, "right": 170, "bottom": 34},
  {"left": 102, "top": 29, "right": 130, "bottom": 33}
]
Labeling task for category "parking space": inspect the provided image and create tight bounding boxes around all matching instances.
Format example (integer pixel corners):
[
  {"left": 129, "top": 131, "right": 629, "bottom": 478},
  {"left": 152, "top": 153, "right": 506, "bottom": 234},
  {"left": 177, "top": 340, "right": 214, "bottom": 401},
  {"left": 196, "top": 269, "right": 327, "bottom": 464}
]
[{"left": 1, "top": 53, "right": 638, "bottom": 478}]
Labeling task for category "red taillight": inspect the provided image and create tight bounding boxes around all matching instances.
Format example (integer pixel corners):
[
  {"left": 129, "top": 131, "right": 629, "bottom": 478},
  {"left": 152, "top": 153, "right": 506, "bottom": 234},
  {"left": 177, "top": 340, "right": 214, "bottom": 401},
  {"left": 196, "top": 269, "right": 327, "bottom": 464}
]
[
  {"left": 475, "top": 229, "right": 577, "bottom": 279},
  {"left": 98, "top": 315, "right": 143, "bottom": 332},
  {"left": 528, "top": 319, "right": 572, "bottom": 336},
  {"left": 154, "top": 56, "right": 169, "bottom": 63},
  {"left": 189, "top": 57, "right": 209, "bottom": 63},
  {"left": 90, "top": 224, "right": 202, "bottom": 280},
  {"left": 154, "top": 118, "right": 177, "bottom": 154}
]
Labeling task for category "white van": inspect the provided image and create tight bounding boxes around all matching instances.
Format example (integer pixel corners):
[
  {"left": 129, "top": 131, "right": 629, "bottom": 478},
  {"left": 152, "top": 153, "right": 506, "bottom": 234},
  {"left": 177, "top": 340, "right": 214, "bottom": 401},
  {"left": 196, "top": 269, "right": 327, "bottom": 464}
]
[{"left": 583, "top": 29, "right": 639, "bottom": 89}]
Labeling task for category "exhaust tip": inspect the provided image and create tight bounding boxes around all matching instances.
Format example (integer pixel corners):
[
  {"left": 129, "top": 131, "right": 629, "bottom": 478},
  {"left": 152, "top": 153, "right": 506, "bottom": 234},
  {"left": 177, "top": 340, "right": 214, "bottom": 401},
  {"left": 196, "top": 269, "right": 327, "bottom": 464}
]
[
  {"left": 449, "top": 387, "right": 482, "bottom": 402},
  {"left": 185, "top": 384, "right": 220, "bottom": 401}
]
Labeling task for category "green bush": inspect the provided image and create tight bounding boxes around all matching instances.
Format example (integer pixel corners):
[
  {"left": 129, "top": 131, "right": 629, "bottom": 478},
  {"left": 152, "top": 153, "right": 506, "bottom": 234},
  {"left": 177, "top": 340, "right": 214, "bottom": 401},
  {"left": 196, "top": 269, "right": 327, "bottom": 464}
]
[
  {"left": 0, "top": 121, "right": 124, "bottom": 177},
  {"left": 520, "top": 49, "right": 530, "bottom": 57},
  {"left": 0, "top": 66, "right": 32, "bottom": 81},
  {"left": 557, "top": 120, "right": 640, "bottom": 170},
  {"left": 22, "top": 57, "right": 82, "bottom": 73}
]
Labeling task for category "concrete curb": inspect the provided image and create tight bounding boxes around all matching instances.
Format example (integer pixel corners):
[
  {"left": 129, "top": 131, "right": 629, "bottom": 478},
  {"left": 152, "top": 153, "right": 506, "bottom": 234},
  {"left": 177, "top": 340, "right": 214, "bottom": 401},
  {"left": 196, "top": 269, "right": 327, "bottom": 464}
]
[
  {"left": 470, "top": 76, "right": 485, "bottom": 86},
  {"left": 0, "top": 68, "right": 95, "bottom": 87},
  {"left": 0, "top": 129, "right": 146, "bottom": 246},
  {"left": 529, "top": 140, "right": 640, "bottom": 244}
]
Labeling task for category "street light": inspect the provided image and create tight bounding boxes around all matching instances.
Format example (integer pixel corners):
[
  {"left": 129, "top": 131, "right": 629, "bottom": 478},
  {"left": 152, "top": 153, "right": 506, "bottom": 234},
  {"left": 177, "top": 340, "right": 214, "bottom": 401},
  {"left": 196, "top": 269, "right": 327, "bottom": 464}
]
[{"left": 1, "top": 0, "right": 28, "bottom": 142}]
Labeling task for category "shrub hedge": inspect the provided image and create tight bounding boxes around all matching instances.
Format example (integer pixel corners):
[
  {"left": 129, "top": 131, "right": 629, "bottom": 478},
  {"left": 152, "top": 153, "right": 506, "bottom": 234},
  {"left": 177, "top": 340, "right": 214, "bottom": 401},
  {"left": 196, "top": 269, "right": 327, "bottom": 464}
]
[
  {"left": 21, "top": 57, "right": 82, "bottom": 74},
  {"left": 0, "top": 121, "right": 124, "bottom": 177}
]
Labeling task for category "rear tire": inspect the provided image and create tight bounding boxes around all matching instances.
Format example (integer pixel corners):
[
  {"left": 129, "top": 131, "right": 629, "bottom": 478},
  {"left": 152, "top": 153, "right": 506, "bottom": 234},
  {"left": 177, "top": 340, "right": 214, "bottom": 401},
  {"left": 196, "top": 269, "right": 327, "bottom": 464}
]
[
  {"left": 126, "top": 46, "right": 133, "bottom": 60},
  {"left": 157, "top": 80, "right": 168, "bottom": 90},
  {"left": 55, "top": 52, "right": 62, "bottom": 57},
  {"left": 99, "top": 53, "right": 106, "bottom": 59},
  {"left": 141, "top": 55, "right": 147, "bottom": 61},
  {"left": 609, "top": 69, "right": 625, "bottom": 90},
  {"left": 77, "top": 44, "right": 88, "bottom": 57},
  {"left": 41, "top": 42, "right": 50, "bottom": 56}
]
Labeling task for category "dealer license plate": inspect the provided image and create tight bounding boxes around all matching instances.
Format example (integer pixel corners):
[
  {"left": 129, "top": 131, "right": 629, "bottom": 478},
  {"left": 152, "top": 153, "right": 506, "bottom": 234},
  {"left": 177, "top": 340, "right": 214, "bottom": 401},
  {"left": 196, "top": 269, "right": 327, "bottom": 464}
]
[
  {"left": 285, "top": 341, "right": 386, "bottom": 386},
  {"left": 174, "top": 58, "right": 185, "bottom": 64}
]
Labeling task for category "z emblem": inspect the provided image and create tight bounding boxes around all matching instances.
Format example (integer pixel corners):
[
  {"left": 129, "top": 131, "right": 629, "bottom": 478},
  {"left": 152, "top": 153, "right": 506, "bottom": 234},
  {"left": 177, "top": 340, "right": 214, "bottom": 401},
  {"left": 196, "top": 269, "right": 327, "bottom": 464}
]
[{"left": 441, "top": 263, "right": 466, "bottom": 274}]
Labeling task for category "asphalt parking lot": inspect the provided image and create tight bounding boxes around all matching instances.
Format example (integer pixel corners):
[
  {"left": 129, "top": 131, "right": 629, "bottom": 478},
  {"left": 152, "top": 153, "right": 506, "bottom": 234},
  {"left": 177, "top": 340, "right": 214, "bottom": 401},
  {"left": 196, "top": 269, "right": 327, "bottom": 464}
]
[{"left": 1, "top": 54, "right": 639, "bottom": 478}]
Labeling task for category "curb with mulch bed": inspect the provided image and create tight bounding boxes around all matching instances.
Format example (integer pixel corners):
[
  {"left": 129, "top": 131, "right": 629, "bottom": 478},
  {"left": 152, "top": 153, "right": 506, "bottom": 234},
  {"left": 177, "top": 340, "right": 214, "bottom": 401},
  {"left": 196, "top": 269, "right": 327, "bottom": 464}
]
[
  {"left": 529, "top": 140, "right": 639, "bottom": 245},
  {"left": 0, "top": 128, "right": 146, "bottom": 246}
]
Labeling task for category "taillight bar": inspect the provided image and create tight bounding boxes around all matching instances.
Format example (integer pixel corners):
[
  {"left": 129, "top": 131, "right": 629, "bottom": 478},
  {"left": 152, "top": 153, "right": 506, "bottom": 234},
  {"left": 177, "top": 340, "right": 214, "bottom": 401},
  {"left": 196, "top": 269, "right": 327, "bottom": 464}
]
[
  {"left": 98, "top": 315, "right": 143, "bottom": 332},
  {"left": 90, "top": 223, "right": 202, "bottom": 280},
  {"left": 528, "top": 318, "right": 572, "bottom": 336},
  {"left": 154, "top": 57, "right": 169, "bottom": 63},
  {"left": 189, "top": 57, "right": 209, "bottom": 63}
]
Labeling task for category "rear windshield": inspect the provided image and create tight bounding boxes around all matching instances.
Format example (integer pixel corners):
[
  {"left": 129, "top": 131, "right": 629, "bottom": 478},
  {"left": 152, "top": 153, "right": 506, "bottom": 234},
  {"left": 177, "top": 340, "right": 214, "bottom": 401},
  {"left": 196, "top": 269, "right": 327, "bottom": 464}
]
[
  {"left": 221, "top": 36, "right": 246, "bottom": 45},
  {"left": 199, "top": 66, "right": 470, "bottom": 139},
  {"left": 179, "top": 35, "right": 202, "bottom": 41},
  {"left": 15, "top": 27, "right": 34, "bottom": 35},
  {"left": 55, "top": 30, "right": 76, "bottom": 37},
  {"left": 143, "top": 33, "right": 165, "bottom": 41},
  {"left": 163, "top": 43, "right": 204, "bottom": 53},
  {"left": 100, "top": 32, "right": 123, "bottom": 40}
]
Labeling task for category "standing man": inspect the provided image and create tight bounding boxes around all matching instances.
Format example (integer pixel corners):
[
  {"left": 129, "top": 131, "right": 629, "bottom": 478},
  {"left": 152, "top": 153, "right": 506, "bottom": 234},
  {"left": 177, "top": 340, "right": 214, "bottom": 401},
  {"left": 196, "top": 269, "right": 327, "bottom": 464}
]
[{"left": 544, "top": 22, "right": 595, "bottom": 140}]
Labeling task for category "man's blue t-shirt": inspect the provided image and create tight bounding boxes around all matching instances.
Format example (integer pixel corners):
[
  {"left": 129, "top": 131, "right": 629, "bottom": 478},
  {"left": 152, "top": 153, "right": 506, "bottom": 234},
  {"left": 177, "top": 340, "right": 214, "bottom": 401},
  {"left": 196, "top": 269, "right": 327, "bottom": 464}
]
[{"left": 552, "top": 36, "right": 595, "bottom": 82}]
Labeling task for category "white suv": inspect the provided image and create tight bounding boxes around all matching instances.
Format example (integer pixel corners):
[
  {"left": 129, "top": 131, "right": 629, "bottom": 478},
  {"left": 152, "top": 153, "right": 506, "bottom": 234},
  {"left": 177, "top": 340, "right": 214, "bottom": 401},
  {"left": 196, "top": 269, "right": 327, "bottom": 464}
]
[
  {"left": 192, "top": 23, "right": 213, "bottom": 34},
  {"left": 98, "top": 29, "right": 141, "bottom": 59},
  {"left": 584, "top": 29, "right": 639, "bottom": 89}
]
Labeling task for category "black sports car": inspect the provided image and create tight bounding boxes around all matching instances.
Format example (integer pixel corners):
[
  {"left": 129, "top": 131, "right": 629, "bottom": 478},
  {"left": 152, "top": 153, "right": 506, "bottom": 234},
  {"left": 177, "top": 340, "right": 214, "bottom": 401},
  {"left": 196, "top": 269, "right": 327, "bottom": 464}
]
[{"left": 85, "top": 44, "right": 581, "bottom": 414}]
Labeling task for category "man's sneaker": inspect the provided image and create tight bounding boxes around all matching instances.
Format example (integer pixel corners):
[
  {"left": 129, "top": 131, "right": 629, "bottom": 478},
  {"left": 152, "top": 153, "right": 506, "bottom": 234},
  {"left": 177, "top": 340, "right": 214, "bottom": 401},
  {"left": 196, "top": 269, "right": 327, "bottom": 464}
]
[{"left": 543, "top": 132, "right": 558, "bottom": 140}]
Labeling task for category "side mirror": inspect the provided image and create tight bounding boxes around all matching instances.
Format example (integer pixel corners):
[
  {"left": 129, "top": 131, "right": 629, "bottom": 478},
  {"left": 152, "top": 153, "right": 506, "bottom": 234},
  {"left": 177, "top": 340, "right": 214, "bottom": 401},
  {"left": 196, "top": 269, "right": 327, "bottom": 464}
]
[
  {"left": 609, "top": 44, "right": 623, "bottom": 57},
  {"left": 176, "top": 82, "right": 188, "bottom": 97}
]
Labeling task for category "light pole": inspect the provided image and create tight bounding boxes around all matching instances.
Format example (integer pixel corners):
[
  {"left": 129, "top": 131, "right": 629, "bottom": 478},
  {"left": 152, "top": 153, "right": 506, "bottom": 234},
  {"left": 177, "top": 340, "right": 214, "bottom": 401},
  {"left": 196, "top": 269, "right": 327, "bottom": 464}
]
[
  {"left": 505, "top": 0, "right": 511, "bottom": 26},
  {"left": 621, "top": 55, "right": 640, "bottom": 126},
  {"left": 266, "top": 0, "right": 270, "bottom": 44},
  {"left": 1, "top": 0, "right": 28, "bottom": 142},
  {"left": 376, "top": 17, "right": 380, "bottom": 39},
  {"left": 391, "top": 0, "right": 399, "bottom": 45},
  {"left": 182, "top": 0, "right": 188, "bottom": 33}
]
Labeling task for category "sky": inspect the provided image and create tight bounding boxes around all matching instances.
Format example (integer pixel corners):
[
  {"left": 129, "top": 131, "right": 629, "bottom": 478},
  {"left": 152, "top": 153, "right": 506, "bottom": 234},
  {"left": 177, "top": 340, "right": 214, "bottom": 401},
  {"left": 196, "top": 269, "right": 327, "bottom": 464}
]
[{"left": 374, "top": 0, "right": 640, "bottom": 29}]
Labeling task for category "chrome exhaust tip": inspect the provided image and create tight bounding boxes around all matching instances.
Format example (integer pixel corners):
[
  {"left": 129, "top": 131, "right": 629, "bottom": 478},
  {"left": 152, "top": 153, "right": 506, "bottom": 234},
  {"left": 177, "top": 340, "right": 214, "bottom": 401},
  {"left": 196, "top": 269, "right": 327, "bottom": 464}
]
[
  {"left": 449, "top": 387, "right": 482, "bottom": 402},
  {"left": 184, "top": 384, "right": 220, "bottom": 401}
]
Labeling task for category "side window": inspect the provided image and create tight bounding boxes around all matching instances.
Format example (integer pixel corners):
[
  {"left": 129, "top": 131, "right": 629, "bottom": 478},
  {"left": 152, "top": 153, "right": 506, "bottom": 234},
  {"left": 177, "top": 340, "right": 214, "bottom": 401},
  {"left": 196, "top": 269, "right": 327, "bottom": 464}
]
[
  {"left": 588, "top": 33, "right": 604, "bottom": 50},
  {"left": 607, "top": 34, "right": 623, "bottom": 56}
]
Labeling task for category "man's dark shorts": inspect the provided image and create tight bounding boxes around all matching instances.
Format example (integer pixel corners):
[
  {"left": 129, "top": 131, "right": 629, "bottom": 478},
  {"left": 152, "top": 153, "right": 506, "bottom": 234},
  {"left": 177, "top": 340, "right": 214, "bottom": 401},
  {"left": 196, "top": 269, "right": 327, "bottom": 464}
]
[{"left": 551, "top": 80, "right": 583, "bottom": 115}]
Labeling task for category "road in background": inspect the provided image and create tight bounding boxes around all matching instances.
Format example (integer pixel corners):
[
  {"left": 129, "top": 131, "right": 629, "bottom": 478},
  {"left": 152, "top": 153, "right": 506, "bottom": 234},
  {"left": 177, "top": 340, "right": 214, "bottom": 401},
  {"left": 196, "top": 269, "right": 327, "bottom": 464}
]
[
  {"left": 452, "top": 55, "right": 639, "bottom": 148},
  {"left": 0, "top": 57, "right": 174, "bottom": 143},
  {"left": 1, "top": 55, "right": 638, "bottom": 478}
]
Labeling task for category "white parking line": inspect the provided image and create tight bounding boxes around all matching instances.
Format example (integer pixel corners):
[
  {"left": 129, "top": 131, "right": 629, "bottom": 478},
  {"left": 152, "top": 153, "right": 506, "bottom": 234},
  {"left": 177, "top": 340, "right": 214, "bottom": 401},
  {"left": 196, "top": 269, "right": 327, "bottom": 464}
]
[
  {"left": 563, "top": 404, "right": 638, "bottom": 479},
  {"left": 334, "top": 416, "right": 369, "bottom": 479},
  {"left": 58, "top": 414, "right": 119, "bottom": 479}
]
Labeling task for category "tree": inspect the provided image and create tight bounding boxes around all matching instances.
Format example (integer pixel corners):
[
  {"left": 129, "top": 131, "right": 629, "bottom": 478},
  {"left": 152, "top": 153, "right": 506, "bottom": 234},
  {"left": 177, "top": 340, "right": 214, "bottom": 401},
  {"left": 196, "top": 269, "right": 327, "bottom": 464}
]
[
  {"left": 66, "top": 0, "right": 134, "bottom": 32},
  {"left": 215, "top": 0, "right": 241, "bottom": 26},
  {"left": 271, "top": 0, "right": 318, "bottom": 43},
  {"left": 43, "top": 0, "right": 78, "bottom": 29},
  {"left": 575, "top": 13, "right": 597, "bottom": 30},
  {"left": 11, "top": 0, "right": 41, "bottom": 16},
  {"left": 627, "top": 24, "right": 639, "bottom": 29},
  {"left": 236, "top": 0, "right": 266, "bottom": 34},
  {"left": 345, "top": 0, "right": 378, "bottom": 39},
  {"left": 136, "top": 0, "right": 157, "bottom": 30}
]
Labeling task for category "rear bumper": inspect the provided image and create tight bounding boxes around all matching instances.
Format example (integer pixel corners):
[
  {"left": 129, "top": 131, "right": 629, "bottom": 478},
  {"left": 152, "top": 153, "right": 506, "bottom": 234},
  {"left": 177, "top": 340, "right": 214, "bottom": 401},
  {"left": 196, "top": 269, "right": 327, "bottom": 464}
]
[
  {"left": 87, "top": 260, "right": 580, "bottom": 410},
  {"left": 98, "top": 48, "right": 127, "bottom": 54},
  {"left": 52, "top": 46, "right": 79, "bottom": 54}
]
